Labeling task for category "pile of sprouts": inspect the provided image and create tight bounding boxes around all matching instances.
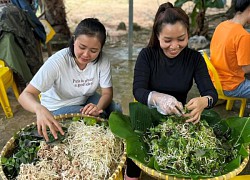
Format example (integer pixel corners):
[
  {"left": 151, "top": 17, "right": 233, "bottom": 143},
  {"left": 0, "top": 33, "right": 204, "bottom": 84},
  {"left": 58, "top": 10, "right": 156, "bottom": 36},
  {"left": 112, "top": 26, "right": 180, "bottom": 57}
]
[
  {"left": 144, "top": 116, "right": 237, "bottom": 176},
  {"left": 16, "top": 121, "right": 124, "bottom": 179}
]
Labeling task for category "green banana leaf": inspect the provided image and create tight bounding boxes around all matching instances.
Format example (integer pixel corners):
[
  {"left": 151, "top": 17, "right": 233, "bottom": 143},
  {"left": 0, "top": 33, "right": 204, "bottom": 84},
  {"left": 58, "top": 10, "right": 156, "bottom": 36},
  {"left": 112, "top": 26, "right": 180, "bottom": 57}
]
[
  {"left": 225, "top": 117, "right": 250, "bottom": 147},
  {"left": 109, "top": 111, "right": 149, "bottom": 164},
  {"left": 108, "top": 112, "right": 135, "bottom": 139},
  {"left": 201, "top": 109, "right": 231, "bottom": 139},
  {"left": 129, "top": 102, "right": 164, "bottom": 131},
  {"left": 108, "top": 102, "right": 250, "bottom": 178}
]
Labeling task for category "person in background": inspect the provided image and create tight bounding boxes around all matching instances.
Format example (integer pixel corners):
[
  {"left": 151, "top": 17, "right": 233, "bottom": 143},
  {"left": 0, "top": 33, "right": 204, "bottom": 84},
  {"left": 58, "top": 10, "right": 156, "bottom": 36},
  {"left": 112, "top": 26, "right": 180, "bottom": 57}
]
[
  {"left": 18, "top": 18, "right": 122, "bottom": 142},
  {"left": 210, "top": 0, "right": 250, "bottom": 99},
  {"left": 128, "top": 2, "right": 218, "bottom": 180}
]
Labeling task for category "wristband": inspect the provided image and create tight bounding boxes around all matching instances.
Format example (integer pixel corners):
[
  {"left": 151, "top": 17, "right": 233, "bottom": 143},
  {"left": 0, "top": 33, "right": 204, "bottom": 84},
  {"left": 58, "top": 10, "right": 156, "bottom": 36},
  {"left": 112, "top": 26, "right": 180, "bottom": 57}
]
[{"left": 205, "top": 96, "right": 213, "bottom": 108}]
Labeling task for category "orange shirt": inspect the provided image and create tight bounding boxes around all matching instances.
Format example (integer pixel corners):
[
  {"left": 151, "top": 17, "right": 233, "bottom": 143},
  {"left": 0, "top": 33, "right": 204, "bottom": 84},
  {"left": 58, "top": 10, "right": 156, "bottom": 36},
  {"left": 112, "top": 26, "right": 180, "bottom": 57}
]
[{"left": 210, "top": 20, "right": 250, "bottom": 91}]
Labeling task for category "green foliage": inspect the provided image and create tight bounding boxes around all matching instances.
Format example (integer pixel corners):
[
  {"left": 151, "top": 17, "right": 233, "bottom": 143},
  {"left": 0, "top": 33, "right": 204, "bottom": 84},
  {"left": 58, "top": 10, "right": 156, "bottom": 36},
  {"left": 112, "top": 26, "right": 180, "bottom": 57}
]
[
  {"left": 144, "top": 117, "right": 233, "bottom": 177},
  {"left": 224, "top": 117, "right": 250, "bottom": 147},
  {"left": 108, "top": 103, "right": 250, "bottom": 178},
  {"left": 72, "top": 116, "right": 81, "bottom": 121},
  {"left": 174, "top": 0, "right": 224, "bottom": 10},
  {"left": 1, "top": 125, "right": 43, "bottom": 179},
  {"left": 109, "top": 111, "right": 149, "bottom": 164},
  {"left": 46, "top": 126, "right": 67, "bottom": 144},
  {"left": 174, "top": 0, "right": 225, "bottom": 36},
  {"left": 109, "top": 112, "right": 136, "bottom": 139},
  {"left": 129, "top": 102, "right": 164, "bottom": 132},
  {"left": 83, "top": 117, "right": 97, "bottom": 126}
]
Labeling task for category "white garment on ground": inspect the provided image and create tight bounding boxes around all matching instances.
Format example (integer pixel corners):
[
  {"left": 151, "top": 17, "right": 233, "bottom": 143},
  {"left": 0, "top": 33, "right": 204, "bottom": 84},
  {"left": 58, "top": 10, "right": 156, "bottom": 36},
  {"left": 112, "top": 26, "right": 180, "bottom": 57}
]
[{"left": 30, "top": 48, "right": 112, "bottom": 111}]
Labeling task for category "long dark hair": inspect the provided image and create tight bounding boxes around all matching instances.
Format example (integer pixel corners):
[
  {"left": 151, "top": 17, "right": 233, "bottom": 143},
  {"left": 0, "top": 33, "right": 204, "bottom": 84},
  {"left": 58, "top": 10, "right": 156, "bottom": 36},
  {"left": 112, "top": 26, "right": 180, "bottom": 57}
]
[
  {"left": 68, "top": 18, "right": 106, "bottom": 63},
  {"left": 235, "top": 0, "right": 250, "bottom": 12},
  {"left": 147, "top": 2, "right": 189, "bottom": 48}
]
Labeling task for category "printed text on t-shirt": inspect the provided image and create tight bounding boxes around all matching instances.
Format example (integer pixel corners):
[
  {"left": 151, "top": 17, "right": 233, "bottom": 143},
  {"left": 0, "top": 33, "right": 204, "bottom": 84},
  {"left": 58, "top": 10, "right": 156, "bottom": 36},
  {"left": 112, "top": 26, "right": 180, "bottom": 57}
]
[{"left": 73, "top": 78, "right": 94, "bottom": 87}]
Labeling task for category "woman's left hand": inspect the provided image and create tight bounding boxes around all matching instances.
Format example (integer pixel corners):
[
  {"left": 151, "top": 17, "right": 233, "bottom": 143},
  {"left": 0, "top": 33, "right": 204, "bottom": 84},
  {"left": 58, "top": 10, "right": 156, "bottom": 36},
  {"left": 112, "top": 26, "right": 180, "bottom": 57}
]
[
  {"left": 183, "top": 97, "right": 208, "bottom": 124},
  {"left": 80, "top": 103, "right": 103, "bottom": 117}
]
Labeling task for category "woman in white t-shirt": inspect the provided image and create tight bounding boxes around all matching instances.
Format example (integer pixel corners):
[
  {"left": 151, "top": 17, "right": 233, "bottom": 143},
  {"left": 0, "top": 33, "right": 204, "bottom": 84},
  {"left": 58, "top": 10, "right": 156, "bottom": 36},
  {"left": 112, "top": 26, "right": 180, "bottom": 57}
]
[{"left": 18, "top": 18, "right": 122, "bottom": 141}]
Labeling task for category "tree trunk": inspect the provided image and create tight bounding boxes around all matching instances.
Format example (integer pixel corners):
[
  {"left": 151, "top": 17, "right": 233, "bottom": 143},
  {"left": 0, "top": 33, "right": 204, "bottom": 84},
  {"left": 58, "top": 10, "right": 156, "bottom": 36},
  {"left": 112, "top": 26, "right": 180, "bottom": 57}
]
[
  {"left": 194, "top": 9, "right": 208, "bottom": 36},
  {"left": 43, "top": 0, "right": 71, "bottom": 42},
  {"left": 193, "top": 0, "right": 208, "bottom": 36}
]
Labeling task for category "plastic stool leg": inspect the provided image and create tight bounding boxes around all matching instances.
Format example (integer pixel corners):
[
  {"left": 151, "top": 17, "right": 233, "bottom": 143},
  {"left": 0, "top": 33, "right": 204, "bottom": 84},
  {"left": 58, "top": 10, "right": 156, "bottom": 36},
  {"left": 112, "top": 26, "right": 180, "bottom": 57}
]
[
  {"left": 239, "top": 99, "right": 247, "bottom": 117},
  {"left": 11, "top": 80, "right": 20, "bottom": 100},
  {"left": 0, "top": 82, "right": 13, "bottom": 118},
  {"left": 226, "top": 100, "right": 234, "bottom": 110}
]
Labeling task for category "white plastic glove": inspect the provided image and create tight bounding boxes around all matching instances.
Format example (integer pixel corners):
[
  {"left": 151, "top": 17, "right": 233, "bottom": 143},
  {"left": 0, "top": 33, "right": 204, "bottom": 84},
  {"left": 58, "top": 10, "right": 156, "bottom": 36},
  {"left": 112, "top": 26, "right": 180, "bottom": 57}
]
[{"left": 148, "top": 91, "right": 184, "bottom": 116}]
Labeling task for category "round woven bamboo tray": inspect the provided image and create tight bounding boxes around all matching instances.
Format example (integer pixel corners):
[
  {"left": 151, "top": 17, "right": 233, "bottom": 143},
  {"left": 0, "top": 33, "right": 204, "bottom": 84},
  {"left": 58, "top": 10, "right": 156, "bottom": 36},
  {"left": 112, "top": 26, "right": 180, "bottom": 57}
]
[
  {"left": 133, "top": 153, "right": 249, "bottom": 180},
  {"left": 0, "top": 113, "right": 126, "bottom": 180}
]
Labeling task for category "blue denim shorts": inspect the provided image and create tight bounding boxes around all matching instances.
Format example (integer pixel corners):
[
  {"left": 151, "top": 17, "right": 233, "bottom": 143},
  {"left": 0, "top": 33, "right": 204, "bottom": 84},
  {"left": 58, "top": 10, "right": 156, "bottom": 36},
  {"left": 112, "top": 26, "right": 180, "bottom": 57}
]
[
  {"left": 224, "top": 79, "right": 250, "bottom": 98},
  {"left": 52, "top": 92, "right": 122, "bottom": 118}
]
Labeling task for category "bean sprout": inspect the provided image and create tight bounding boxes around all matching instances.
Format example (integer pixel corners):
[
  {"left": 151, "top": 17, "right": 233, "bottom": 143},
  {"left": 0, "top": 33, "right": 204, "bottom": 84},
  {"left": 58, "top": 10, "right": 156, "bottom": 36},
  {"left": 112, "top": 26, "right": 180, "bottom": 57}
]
[
  {"left": 144, "top": 117, "right": 235, "bottom": 176},
  {"left": 17, "top": 121, "right": 123, "bottom": 180}
]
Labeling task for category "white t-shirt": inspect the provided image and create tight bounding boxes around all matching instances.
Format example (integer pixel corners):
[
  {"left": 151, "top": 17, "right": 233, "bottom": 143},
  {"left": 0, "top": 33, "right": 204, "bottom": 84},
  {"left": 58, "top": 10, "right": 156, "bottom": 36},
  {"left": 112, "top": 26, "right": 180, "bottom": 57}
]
[{"left": 30, "top": 48, "right": 112, "bottom": 111}]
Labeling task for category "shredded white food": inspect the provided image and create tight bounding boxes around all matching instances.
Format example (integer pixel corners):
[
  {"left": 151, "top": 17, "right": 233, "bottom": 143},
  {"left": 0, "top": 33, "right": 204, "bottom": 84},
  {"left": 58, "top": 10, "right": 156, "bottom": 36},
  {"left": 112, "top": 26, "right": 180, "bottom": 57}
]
[{"left": 16, "top": 121, "right": 123, "bottom": 180}]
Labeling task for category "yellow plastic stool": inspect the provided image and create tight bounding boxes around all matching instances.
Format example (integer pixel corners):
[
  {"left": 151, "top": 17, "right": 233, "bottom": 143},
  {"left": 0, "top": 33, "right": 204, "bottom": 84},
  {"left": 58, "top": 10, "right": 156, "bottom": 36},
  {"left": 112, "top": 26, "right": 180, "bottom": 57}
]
[
  {"left": 202, "top": 51, "right": 247, "bottom": 117},
  {"left": 0, "top": 67, "right": 20, "bottom": 118},
  {"left": 0, "top": 59, "right": 5, "bottom": 68}
]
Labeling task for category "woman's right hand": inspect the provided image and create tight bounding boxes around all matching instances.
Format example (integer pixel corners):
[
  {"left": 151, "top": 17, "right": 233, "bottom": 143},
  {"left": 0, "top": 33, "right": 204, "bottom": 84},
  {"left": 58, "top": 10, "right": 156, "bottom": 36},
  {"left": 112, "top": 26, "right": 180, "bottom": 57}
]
[
  {"left": 18, "top": 84, "right": 65, "bottom": 141},
  {"left": 36, "top": 105, "right": 65, "bottom": 141}
]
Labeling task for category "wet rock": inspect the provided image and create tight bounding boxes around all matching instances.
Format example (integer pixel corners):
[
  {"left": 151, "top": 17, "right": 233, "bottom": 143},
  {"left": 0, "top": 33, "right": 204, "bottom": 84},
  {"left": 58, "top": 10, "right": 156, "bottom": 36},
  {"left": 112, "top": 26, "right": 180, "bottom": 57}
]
[
  {"left": 133, "top": 23, "right": 142, "bottom": 31},
  {"left": 188, "top": 35, "right": 209, "bottom": 50},
  {"left": 117, "top": 22, "right": 126, "bottom": 30}
]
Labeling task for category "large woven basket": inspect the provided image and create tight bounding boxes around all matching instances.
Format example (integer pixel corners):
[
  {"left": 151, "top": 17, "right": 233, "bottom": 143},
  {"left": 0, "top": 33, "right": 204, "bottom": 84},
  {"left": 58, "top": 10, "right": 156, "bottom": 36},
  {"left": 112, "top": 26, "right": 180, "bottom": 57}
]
[
  {"left": 0, "top": 113, "right": 126, "bottom": 180},
  {"left": 133, "top": 154, "right": 249, "bottom": 180}
]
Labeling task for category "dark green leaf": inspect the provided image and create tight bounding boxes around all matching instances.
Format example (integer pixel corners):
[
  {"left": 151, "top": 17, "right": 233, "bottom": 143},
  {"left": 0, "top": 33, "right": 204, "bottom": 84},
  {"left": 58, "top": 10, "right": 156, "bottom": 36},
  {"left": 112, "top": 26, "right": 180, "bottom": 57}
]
[
  {"left": 223, "top": 156, "right": 242, "bottom": 174},
  {"left": 129, "top": 102, "right": 164, "bottom": 132},
  {"left": 225, "top": 117, "right": 250, "bottom": 146},
  {"left": 19, "top": 156, "right": 27, "bottom": 164},
  {"left": 174, "top": 0, "right": 192, "bottom": 7},
  {"left": 201, "top": 110, "right": 229, "bottom": 137},
  {"left": 146, "top": 156, "right": 155, "bottom": 169},
  {"left": 109, "top": 111, "right": 136, "bottom": 139},
  {"left": 126, "top": 136, "right": 149, "bottom": 164},
  {"left": 1, "top": 124, "right": 44, "bottom": 179},
  {"left": 238, "top": 144, "right": 249, "bottom": 158},
  {"left": 129, "top": 102, "right": 153, "bottom": 132},
  {"left": 205, "top": 0, "right": 224, "bottom": 8},
  {"left": 46, "top": 126, "right": 67, "bottom": 144},
  {"left": 201, "top": 109, "right": 221, "bottom": 125}
]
